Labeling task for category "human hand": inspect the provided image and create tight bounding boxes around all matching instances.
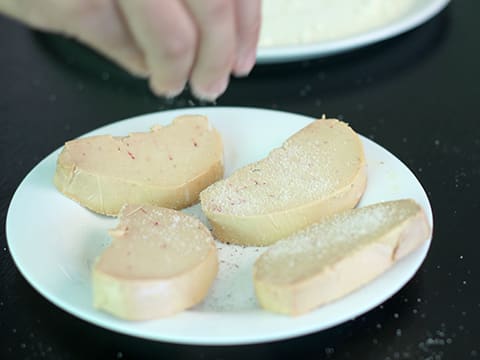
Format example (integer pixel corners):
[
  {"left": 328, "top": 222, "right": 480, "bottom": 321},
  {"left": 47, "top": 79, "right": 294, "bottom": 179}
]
[{"left": 0, "top": 0, "right": 261, "bottom": 100}]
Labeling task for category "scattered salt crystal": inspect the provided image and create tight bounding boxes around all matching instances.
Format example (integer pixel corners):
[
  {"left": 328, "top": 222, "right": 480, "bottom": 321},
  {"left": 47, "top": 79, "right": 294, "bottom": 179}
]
[
  {"left": 324, "top": 347, "right": 335, "bottom": 355},
  {"left": 203, "top": 120, "right": 363, "bottom": 216},
  {"left": 256, "top": 200, "right": 421, "bottom": 283}
]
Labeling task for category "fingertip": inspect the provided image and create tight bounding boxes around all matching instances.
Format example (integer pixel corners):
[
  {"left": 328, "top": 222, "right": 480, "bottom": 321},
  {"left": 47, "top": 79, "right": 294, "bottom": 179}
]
[
  {"left": 149, "top": 78, "right": 185, "bottom": 98},
  {"left": 233, "top": 49, "right": 257, "bottom": 77},
  {"left": 190, "top": 76, "right": 229, "bottom": 101},
  {"left": 125, "top": 58, "right": 149, "bottom": 78}
]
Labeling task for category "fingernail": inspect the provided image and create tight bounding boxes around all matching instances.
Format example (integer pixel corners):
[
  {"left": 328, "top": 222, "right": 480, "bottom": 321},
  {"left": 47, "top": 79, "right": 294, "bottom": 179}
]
[
  {"left": 149, "top": 79, "right": 185, "bottom": 98},
  {"left": 121, "top": 59, "right": 148, "bottom": 78},
  {"left": 125, "top": 55, "right": 149, "bottom": 78},
  {"left": 131, "top": 61, "right": 149, "bottom": 78},
  {"left": 192, "top": 76, "right": 229, "bottom": 101},
  {"left": 234, "top": 49, "right": 257, "bottom": 77}
]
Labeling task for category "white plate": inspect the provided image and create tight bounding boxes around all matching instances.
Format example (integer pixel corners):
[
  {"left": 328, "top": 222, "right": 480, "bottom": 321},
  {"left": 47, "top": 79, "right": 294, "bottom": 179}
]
[
  {"left": 6, "top": 107, "right": 433, "bottom": 345},
  {"left": 256, "top": 0, "right": 450, "bottom": 63}
]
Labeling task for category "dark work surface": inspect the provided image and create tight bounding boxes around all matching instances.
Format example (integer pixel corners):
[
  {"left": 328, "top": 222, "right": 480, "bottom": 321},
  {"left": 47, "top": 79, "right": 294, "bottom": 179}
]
[{"left": 1, "top": 1, "right": 479, "bottom": 359}]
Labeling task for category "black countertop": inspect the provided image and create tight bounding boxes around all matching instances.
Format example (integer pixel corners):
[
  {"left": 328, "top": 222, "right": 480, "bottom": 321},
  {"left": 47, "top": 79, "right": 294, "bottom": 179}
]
[{"left": 1, "top": 1, "right": 479, "bottom": 359}]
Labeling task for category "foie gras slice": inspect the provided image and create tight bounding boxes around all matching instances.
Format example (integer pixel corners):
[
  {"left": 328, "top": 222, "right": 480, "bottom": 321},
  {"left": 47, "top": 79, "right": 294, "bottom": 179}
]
[
  {"left": 93, "top": 204, "right": 218, "bottom": 320},
  {"left": 54, "top": 115, "right": 223, "bottom": 216},
  {"left": 200, "top": 118, "right": 367, "bottom": 246},
  {"left": 254, "top": 199, "right": 431, "bottom": 315}
]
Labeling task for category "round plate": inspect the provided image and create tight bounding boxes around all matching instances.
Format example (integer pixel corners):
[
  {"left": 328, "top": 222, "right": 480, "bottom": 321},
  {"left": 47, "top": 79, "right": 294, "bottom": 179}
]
[
  {"left": 6, "top": 107, "right": 433, "bottom": 345},
  {"left": 256, "top": 0, "right": 449, "bottom": 63}
]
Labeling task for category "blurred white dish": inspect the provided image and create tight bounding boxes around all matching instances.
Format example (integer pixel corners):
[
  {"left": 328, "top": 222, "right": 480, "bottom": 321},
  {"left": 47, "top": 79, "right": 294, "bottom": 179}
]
[{"left": 257, "top": 0, "right": 449, "bottom": 63}]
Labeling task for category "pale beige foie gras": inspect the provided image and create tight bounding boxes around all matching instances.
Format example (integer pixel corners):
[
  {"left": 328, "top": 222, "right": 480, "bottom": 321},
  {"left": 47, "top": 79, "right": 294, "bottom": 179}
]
[
  {"left": 254, "top": 199, "right": 431, "bottom": 316},
  {"left": 200, "top": 118, "right": 367, "bottom": 246},
  {"left": 93, "top": 204, "right": 218, "bottom": 320},
  {"left": 54, "top": 115, "right": 223, "bottom": 216}
]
